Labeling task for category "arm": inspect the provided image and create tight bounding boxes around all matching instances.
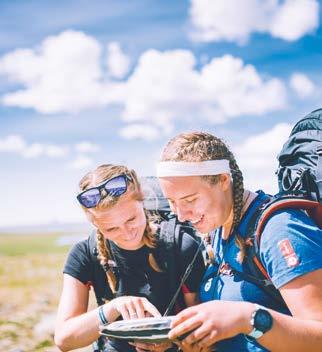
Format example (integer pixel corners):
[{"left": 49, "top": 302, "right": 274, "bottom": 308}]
[
  {"left": 170, "top": 269, "right": 322, "bottom": 351},
  {"left": 183, "top": 292, "right": 200, "bottom": 307},
  {"left": 54, "top": 274, "right": 161, "bottom": 351},
  {"left": 169, "top": 208, "right": 322, "bottom": 351},
  {"left": 54, "top": 274, "right": 101, "bottom": 351}
]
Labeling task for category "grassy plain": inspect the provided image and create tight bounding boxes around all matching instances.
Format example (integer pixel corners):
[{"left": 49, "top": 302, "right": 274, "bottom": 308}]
[{"left": 0, "top": 233, "right": 92, "bottom": 352}]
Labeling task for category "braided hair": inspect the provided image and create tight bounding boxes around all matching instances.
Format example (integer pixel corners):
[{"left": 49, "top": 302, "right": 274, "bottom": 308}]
[
  {"left": 161, "top": 132, "right": 246, "bottom": 262},
  {"left": 78, "top": 164, "right": 162, "bottom": 295}
]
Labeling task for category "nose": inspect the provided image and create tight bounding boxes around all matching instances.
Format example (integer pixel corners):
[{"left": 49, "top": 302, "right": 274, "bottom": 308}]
[
  {"left": 124, "top": 222, "right": 135, "bottom": 234},
  {"left": 175, "top": 205, "right": 191, "bottom": 223}
]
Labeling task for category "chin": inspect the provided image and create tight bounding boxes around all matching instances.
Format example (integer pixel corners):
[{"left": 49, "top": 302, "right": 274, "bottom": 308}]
[
  {"left": 124, "top": 234, "right": 145, "bottom": 250},
  {"left": 199, "top": 223, "right": 216, "bottom": 235}
]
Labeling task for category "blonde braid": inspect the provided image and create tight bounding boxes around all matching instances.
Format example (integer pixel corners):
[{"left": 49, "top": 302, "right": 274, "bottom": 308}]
[
  {"left": 229, "top": 157, "right": 246, "bottom": 262},
  {"left": 96, "top": 230, "right": 117, "bottom": 294}
]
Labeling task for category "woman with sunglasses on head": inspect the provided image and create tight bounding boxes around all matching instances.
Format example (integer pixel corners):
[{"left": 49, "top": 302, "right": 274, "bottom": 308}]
[
  {"left": 156, "top": 132, "right": 322, "bottom": 352},
  {"left": 54, "top": 164, "right": 205, "bottom": 352}
]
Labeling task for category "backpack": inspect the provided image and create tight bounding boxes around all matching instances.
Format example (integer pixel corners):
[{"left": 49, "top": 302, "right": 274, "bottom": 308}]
[
  {"left": 89, "top": 217, "right": 193, "bottom": 306},
  {"left": 241, "top": 108, "right": 322, "bottom": 306}
]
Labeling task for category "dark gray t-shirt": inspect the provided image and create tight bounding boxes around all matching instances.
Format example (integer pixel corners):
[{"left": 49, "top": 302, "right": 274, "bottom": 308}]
[{"left": 64, "top": 226, "right": 205, "bottom": 351}]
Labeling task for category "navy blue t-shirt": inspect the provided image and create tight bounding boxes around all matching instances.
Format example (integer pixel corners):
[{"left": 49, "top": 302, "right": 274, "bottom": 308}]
[{"left": 200, "top": 191, "right": 322, "bottom": 352}]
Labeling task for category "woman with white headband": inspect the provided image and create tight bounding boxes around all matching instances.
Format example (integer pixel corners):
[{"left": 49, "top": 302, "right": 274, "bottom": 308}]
[
  {"left": 54, "top": 164, "right": 205, "bottom": 352},
  {"left": 157, "top": 132, "right": 322, "bottom": 352}
]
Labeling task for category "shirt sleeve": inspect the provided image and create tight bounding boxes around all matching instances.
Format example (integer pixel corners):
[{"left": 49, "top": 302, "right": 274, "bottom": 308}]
[
  {"left": 259, "top": 208, "right": 322, "bottom": 289},
  {"left": 63, "top": 238, "right": 93, "bottom": 285},
  {"left": 175, "top": 229, "right": 206, "bottom": 292}
]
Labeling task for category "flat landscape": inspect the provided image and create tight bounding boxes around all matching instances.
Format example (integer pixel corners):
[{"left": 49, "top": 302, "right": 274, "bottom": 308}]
[{"left": 0, "top": 232, "right": 92, "bottom": 352}]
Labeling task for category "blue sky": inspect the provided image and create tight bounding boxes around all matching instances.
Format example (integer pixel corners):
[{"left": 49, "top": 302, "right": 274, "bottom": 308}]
[{"left": 0, "top": 0, "right": 321, "bottom": 227}]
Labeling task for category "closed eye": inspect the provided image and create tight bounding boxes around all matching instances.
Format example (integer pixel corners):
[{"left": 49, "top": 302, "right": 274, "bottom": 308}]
[
  {"left": 126, "top": 216, "right": 136, "bottom": 224},
  {"left": 184, "top": 197, "right": 197, "bottom": 204},
  {"left": 105, "top": 226, "right": 117, "bottom": 232}
]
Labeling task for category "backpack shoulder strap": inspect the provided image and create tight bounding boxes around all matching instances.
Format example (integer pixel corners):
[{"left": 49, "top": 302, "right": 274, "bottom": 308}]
[
  {"left": 236, "top": 195, "right": 286, "bottom": 307},
  {"left": 159, "top": 217, "right": 178, "bottom": 298},
  {"left": 316, "top": 145, "right": 322, "bottom": 202},
  {"left": 88, "top": 230, "right": 114, "bottom": 305}
]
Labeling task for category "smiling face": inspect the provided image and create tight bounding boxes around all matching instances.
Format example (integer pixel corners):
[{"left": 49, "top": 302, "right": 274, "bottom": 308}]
[
  {"left": 87, "top": 192, "right": 147, "bottom": 250},
  {"left": 159, "top": 174, "right": 233, "bottom": 234}
]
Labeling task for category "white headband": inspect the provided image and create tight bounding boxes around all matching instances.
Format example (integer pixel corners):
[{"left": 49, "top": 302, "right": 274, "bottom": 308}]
[{"left": 156, "top": 159, "right": 231, "bottom": 177}]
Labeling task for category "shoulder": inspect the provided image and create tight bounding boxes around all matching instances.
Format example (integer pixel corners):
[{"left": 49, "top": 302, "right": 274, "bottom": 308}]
[
  {"left": 261, "top": 207, "right": 320, "bottom": 243},
  {"left": 260, "top": 208, "right": 322, "bottom": 288},
  {"left": 66, "top": 234, "right": 95, "bottom": 266}
]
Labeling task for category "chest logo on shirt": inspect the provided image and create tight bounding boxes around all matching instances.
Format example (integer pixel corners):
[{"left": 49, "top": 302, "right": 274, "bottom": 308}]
[
  {"left": 278, "top": 239, "right": 300, "bottom": 268},
  {"left": 204, "top": 278, "right": 213, "bottom": 292}
]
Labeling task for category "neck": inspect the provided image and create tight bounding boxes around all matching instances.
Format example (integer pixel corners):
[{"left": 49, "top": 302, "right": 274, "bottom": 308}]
[
  {"left": 221, "top": 190, "right": 256, "bottom": 240},
  {"left": 242, "top": 190, "right": 257, "bottom": 215}
]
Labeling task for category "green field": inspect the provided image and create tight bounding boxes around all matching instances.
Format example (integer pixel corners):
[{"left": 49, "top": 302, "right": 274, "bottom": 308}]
[
  {"left": 0, "top": 233, "right": 92, "bottom": 352},
  {"left": 0, "top": 233, "right": 70, "bottom": 256}
]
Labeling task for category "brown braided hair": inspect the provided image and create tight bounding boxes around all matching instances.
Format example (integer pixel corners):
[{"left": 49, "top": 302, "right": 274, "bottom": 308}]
[
  {"left": 78, "top": 164, "right": 161, "bottom": 295},
  {"left": 160, "top": 132, "right": 246, "bottom": 262}
]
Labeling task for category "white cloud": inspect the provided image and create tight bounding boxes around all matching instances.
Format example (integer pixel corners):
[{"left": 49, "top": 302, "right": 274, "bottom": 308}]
[
  {"left": 189, "top": 0, "right": 319, "bottom": 44},
  {"left": 0, "top": 31, "right": 289, "bottom": 140},
  {"left": 122, "top": 51, "right": 287, "bottom": 126},
  {"left": 271, "top": 0, "right": 319, "bottom": 41},
  {"left": 106, "top": 42, "right": 130, "bottom": 79},
  {"left": 0, "top": 135, "right": 25, "bottom": 152},
  {"left": 75, "top": 141, "right": 100, "bottom": 153},
  {"left": 0, "top": 134, "right": 80, "bottom": 159},
  {"left": 0, "top": 30, "right": 116, "bottom": 114},
  {"left": 22, "top": 143, "right": 69, "bottom": 158},
  {"left": 22, "top": 143, "right": 44, "bottom": 158},
  {"left": 122, "top": 49, "right": 201, "bottom": 125},
  {"left": 199, "top": 55, "right": 286, "bottom": 117},
  {"left": 234, "top": 123, "right": 292, "bottom": 193},
  {"left": 70, "top": 155, "right": 93, "bottom": 169},
  {"left": 289, "top": 73, "right": 315, "bottom": 98},
  {"left": 119, "top": 124, "right": 161, "bottom": 141}
]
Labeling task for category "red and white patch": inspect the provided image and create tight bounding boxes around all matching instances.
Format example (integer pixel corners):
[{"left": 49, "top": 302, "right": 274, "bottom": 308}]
[{"left": 278, "top": 239, "right": 299, "bottom": 268}]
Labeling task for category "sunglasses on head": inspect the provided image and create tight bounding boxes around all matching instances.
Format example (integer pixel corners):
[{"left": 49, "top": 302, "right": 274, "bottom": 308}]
[{"left": 77, "top": 174, "right": 133, "bottom": 208}]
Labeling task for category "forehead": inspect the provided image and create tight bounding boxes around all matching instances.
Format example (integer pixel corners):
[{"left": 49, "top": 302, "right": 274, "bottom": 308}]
[
  {"left": 90, "top": 194, "right": 141, "bottom": 225},
  {"left": 159, "top": 176, "right": 210, "bottom": 199}
]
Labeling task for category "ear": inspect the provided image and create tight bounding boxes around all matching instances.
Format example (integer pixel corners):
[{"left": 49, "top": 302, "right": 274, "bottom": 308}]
[{"left": 219, "top": 173, "right": 232, "bottom": 191}]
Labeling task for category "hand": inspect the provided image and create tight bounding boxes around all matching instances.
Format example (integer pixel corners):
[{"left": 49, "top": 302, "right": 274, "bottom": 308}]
[
  {"left": 109, "top": 296, "right": 161, "bottom": 321},
  {"left": 129, "top": 341, "right": 173, "bottom": 352},
  {"left": 168, "top": 301, "right": 253, "bottom": 349}
]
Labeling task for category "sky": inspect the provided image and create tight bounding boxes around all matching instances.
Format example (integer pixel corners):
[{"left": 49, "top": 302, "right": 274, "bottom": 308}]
[{"left": 0, "top": 0, "right": 321, "bottom": 228}]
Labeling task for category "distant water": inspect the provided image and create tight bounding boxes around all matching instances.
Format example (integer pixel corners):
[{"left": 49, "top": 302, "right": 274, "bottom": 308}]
[
  {"left": 56, "top": 234, "right": 87, "bottom": 246},
  {"left": 0, "top": 222, "right": 92, "bottom": 235}
]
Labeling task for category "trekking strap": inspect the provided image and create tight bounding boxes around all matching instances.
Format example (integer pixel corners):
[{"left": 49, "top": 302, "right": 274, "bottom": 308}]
[
  {"left": 163, "top": 239, "right": 204, "bottom": 316},
  {"left": 159, "top": 216, "right": 177, "bottom": 298},
  {"left": 317, "top": 145, "right": 322, "bottom": 201},
  {"left": 255, "top": 196, "right": 322, "bottom": 248}
]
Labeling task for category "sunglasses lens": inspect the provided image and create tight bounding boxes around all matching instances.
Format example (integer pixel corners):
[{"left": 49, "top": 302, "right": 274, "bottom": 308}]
[
  {"left": 79, "top": 188, "right": 101, "bottom": 208},
  {"left": 105, "top": 175, "right": 127, "bottom": 196}
]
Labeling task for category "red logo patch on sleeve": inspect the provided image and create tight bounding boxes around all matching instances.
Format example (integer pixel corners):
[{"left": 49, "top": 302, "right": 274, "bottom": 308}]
[{"left": 278, "top": 239, "right": 299, "bottom": 268}]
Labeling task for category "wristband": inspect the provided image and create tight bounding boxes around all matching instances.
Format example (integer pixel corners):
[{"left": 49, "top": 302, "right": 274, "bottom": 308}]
[{"left": 98, "top": 305, "right": 108, "bottom": 325}]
